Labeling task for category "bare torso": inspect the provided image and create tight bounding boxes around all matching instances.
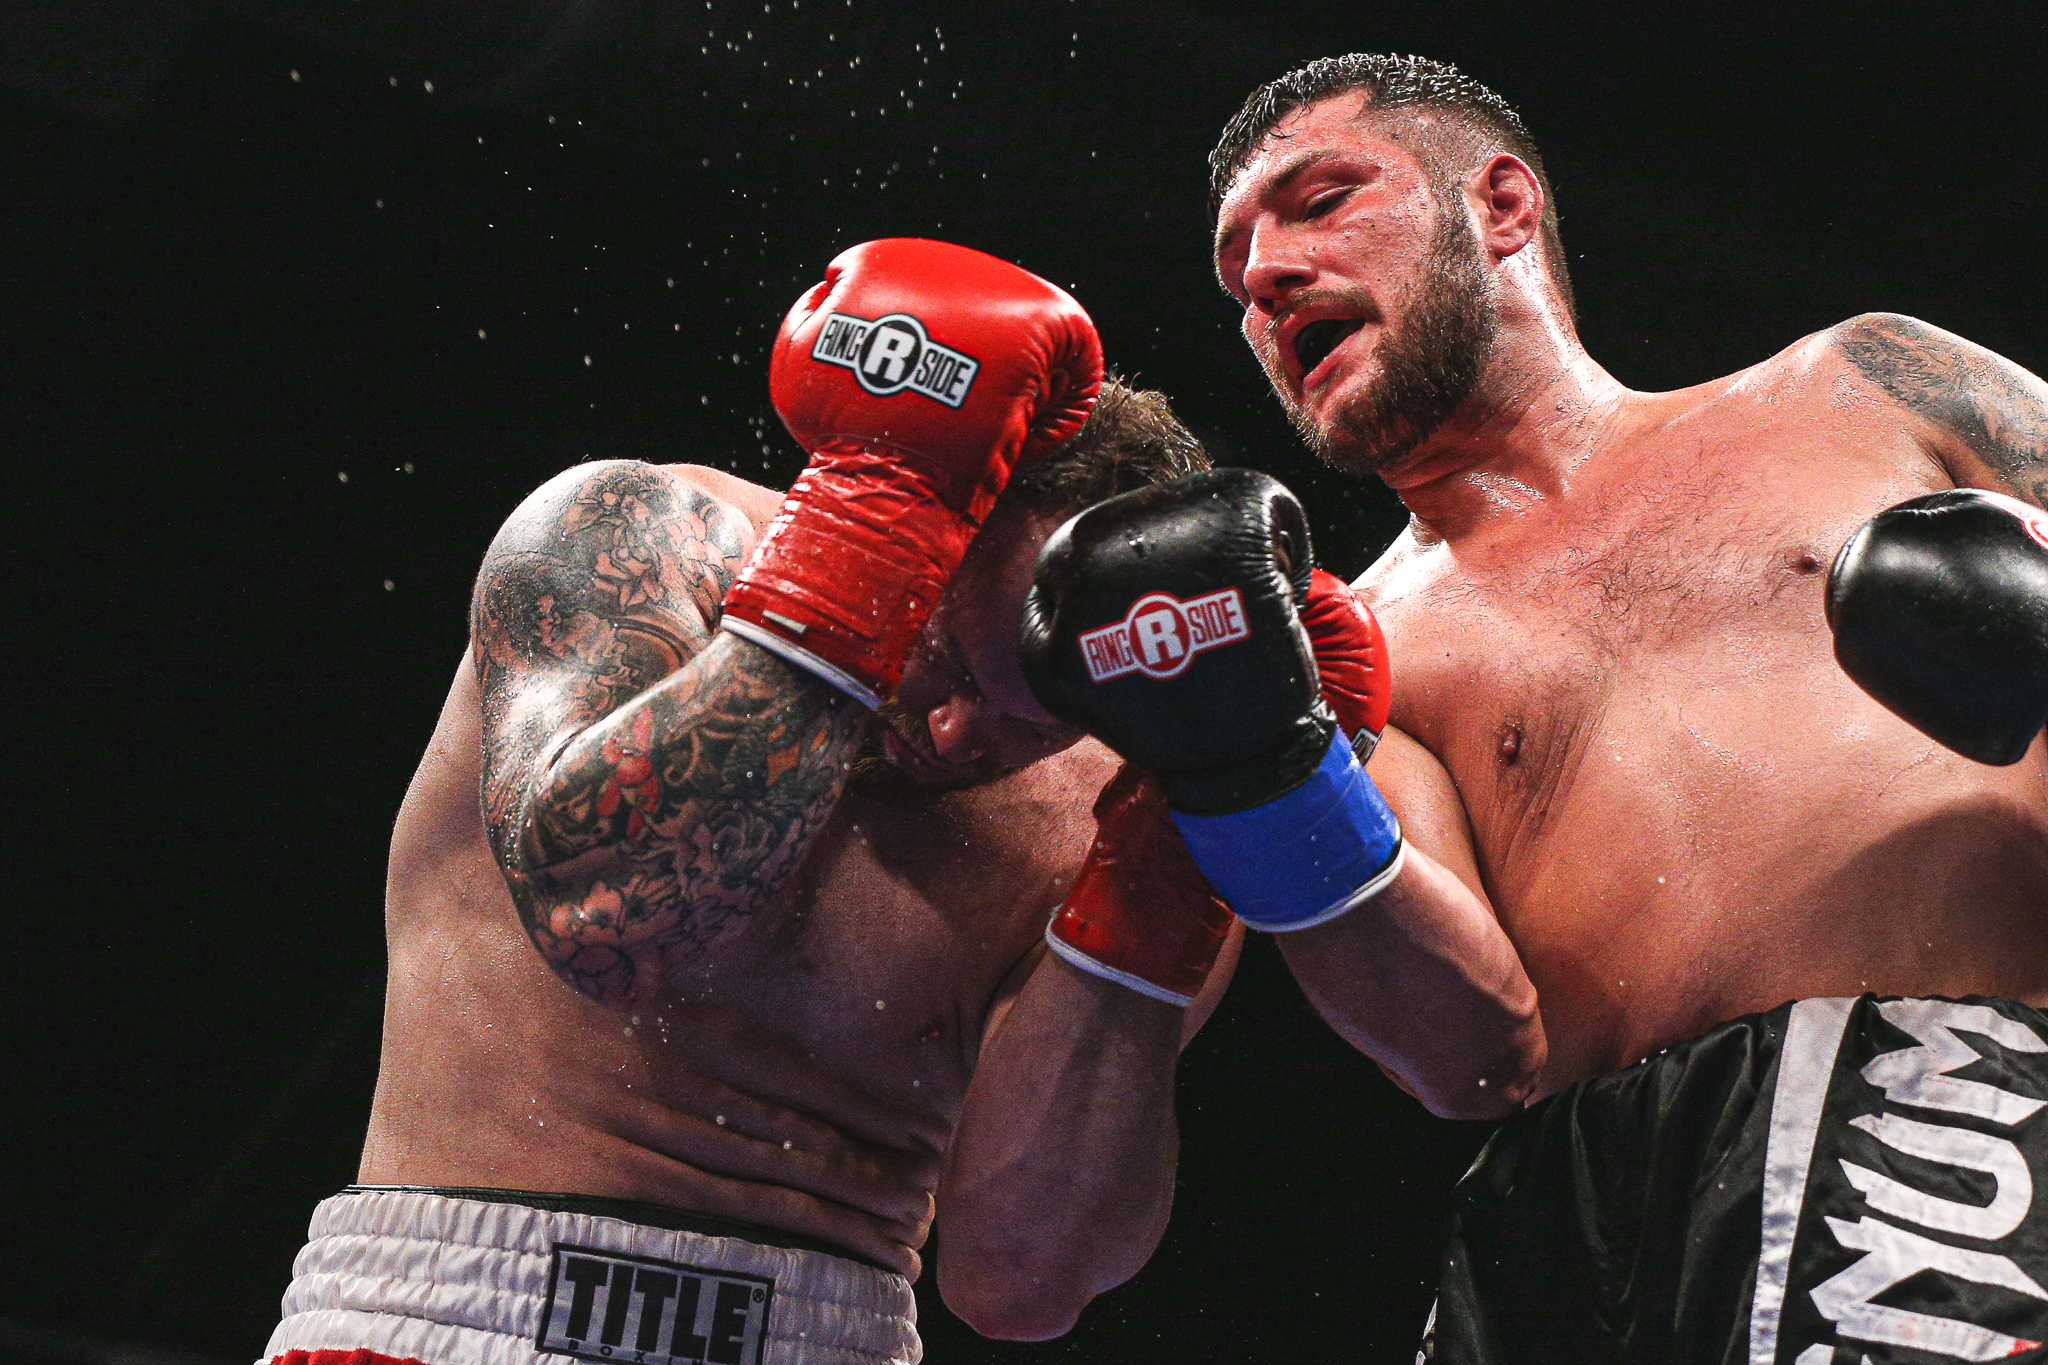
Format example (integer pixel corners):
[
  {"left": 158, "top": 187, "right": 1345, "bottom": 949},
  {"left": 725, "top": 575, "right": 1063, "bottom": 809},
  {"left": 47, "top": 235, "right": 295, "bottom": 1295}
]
[
  {"left": 1361, "top": 332, "right": 2048, "bottom": 1089},
  {"left": 357, "top": 467, "right": 1121, "bottom": 1276}
]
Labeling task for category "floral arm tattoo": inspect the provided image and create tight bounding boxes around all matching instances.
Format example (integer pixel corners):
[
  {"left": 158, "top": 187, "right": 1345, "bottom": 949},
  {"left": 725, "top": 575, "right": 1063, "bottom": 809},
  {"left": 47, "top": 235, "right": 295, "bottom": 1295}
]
[
  {"left": 1836, "top": 312, "right": 2048, "bottom": 509},
  {"left": 472, "top": 461, "right": 866, "bottom": 1009}
]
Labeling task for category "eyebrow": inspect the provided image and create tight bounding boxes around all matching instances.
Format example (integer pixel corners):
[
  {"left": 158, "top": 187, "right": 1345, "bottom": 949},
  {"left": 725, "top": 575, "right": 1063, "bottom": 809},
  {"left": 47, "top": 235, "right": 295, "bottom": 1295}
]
[{"left": 1211, "top": 148, "right": 1341, "bottom": 263}]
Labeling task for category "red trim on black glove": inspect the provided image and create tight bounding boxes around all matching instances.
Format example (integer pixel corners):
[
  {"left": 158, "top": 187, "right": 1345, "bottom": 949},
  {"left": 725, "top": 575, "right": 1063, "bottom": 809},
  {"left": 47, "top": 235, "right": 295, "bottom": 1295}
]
[{"left": 1300, "top": 567, "right": 1393, "bottom": 759}]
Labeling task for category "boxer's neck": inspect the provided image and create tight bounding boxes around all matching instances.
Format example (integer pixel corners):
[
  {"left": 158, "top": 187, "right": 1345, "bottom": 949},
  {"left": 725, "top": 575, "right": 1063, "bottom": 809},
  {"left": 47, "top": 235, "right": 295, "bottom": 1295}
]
[{"left": 1384, "top": 311, "right": 1637, "bottom": 545}]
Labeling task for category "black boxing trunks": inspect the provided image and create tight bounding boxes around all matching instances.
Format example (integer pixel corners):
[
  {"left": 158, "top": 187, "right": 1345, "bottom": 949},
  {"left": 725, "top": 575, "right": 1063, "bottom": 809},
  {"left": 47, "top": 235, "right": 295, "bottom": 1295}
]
[
  {"left": 261, "top": 1186, "right": 919, "bottom": 1365},
  {"left": 1425, "top": 995, "right": 2048, "bottom": 1365}
]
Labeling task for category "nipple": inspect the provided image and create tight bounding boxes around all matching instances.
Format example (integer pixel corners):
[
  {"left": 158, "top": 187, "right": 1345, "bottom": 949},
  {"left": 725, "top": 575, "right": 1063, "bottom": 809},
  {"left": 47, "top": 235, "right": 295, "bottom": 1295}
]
[{"left": 1497, "top": 725, "right": 1522, "bottom": 764}]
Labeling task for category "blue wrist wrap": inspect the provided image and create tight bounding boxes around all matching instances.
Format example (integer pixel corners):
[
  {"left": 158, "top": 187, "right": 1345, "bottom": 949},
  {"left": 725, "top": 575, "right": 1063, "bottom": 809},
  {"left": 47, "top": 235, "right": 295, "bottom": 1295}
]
[{"left": 1170, "top": 731, "right": 1404, "bottom": 932}]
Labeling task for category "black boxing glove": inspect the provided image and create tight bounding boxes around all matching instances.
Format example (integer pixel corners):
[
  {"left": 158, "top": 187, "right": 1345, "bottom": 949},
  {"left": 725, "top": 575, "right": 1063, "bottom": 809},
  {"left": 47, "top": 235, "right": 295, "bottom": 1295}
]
[
  {"left": 1827, "top": 488, "right": 2048, "bottom": 765},
  {"left": 1020, "top": 468, "right": 1403, "bottom": 930}
]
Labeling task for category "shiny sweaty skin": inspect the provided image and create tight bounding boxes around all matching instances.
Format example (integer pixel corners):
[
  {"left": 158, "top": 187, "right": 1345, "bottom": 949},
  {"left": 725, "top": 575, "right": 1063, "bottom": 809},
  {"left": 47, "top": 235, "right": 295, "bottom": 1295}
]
[
  {"left": 1214, "top": 92, "right": 2048, "bottom": 1097},
  {"left": 359, "top": 462, "right": 1231, "bottom": 1336},
  {"left": 1362, "top": 343, "right": 2048, "bottom": 1089}
]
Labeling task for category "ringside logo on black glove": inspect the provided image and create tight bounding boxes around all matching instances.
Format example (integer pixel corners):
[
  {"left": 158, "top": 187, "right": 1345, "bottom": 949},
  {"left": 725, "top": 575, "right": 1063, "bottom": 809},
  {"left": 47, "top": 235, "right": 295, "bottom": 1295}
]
[
  {"left": 1021, "top": 468, "right": 1405, "bottom": 932},
  {"left": 1079, "top": 587, "right": 1251, "bottom": 682},
  {"left": 810, "top": 310, "right": 980, "bottom": 407}
]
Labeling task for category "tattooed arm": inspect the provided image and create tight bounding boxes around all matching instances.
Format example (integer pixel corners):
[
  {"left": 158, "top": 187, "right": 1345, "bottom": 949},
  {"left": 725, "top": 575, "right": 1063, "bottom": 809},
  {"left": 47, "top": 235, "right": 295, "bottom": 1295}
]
[
  {"left": 472, "top": 460, "right": 868, "bottom": 1010},
  {"left": 1834, "top": 312, "right": 2048, "bottom": 509}
]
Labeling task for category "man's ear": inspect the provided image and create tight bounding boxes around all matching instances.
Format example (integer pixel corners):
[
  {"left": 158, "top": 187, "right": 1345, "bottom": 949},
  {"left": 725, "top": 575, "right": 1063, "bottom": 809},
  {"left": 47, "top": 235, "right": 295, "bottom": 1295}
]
[{"left": 1469, "top": 153, "right": 1542, "bottom": 261}]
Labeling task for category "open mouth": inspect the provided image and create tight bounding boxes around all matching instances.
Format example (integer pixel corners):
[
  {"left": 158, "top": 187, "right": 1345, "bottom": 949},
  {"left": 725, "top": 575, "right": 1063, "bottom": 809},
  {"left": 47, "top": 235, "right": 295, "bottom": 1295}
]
[{"left": 1294, "top": 318, "right": 1365, "bottom": 381}]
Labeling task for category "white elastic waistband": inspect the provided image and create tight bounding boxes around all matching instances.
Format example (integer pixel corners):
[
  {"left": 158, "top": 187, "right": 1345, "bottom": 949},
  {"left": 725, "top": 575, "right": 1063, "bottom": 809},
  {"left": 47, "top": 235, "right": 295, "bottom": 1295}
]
[{"left": 261, "top": 1188, "right": 919, "bottom": 1365}]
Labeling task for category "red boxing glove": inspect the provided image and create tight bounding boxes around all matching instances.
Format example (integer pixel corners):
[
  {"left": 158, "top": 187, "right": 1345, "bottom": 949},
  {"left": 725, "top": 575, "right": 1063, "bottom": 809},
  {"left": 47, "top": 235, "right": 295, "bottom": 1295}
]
[
  {"left": 721, "top": 238, "right": 1103, "bottom": 706},
  {"left": 1045, "top": 764, "right": 1234, "bottom": 1007},
  {"left": 1299, "top": 568, "right": 1393, "bottom": 761}
]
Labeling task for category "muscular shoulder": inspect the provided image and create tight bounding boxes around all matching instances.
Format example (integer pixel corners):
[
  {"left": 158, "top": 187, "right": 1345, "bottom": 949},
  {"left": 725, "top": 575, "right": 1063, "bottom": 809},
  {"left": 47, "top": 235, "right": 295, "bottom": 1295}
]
[
  {"left": 482, "top": 460, "right": 769, "bottom": 574},
  {"left": 472, "top": 461, "right": 766, "bottom": 665},
  {"left": 1822, "top": 313, "right": 2048, "bottom": 504}
]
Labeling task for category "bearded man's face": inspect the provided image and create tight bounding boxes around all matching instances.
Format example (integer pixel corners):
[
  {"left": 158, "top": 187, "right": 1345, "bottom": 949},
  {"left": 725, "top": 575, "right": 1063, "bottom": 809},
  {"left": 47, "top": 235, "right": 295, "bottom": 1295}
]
[
  {"left": 1212, "top": 94, "right": 1500, "bottom": 476},
  {"left": 1269, "top": 196, "right": 1496, "bottom": 475}
]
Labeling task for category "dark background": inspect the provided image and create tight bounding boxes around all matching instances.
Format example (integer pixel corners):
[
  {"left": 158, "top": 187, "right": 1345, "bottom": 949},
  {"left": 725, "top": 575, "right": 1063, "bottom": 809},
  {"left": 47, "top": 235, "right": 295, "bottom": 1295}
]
[{"left": 5, "top": 2, "right": 2046, "bottom": 1362}]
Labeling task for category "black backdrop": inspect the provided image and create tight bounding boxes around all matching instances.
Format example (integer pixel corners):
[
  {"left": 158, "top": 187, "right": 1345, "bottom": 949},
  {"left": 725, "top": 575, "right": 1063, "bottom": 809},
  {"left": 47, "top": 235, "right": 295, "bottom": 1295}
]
[{"left": 5, "top": 3, "right": 2046, "bottom": 1361}]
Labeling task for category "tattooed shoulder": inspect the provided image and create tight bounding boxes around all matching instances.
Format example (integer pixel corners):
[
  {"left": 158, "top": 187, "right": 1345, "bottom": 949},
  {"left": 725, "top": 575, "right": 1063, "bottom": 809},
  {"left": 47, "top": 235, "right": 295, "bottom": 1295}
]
[
  {"left": 472, "top": 460, "right": 750, "bottom": 694},
  {"left": 467, "top": 460, "right": 863, "bottom": 1009},
  {"left": 472, "top": 460, "right": 753, "bottom": 866},
  {"left": 1832, "top": 312, "right": 2048, "bottom": 507}
]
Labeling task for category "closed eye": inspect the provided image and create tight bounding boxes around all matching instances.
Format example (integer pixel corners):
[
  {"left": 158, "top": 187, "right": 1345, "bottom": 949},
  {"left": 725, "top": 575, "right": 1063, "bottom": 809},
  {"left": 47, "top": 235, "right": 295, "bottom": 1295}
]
[{"left": 1303, "top": 190, "right": 1348, "bottom": 221}]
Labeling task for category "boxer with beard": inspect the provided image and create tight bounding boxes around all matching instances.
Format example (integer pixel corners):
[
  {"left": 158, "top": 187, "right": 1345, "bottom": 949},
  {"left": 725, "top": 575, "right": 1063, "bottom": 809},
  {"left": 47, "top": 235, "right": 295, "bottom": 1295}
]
[
  {"left": 1168, "top": 54, "right": 2048, "bottom": 1362},
  {"left": 258, "top": 241, "right": 1245, "bottom": 1365}
]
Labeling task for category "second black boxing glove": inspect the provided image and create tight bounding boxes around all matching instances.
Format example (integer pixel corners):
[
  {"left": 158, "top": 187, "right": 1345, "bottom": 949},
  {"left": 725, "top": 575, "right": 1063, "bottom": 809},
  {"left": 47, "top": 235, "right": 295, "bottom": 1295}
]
[
  {"left": 1827, "top": 487, "right": 2048, "bottom": 765},
  {"left": 1020, "top": 467, "right": 1328, "bottom": 812},
  {"left": 1020, "top": 468, "right": 1403, "bottom": 930}
]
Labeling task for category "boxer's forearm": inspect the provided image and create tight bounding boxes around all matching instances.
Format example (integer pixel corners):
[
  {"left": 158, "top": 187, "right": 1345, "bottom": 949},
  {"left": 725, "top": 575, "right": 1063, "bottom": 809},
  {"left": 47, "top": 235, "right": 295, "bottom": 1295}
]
[
  {"left": 1277, "top": 848, "right": 1545, "bottom": 1118},
  {"left": 935, "top": 958, "right": 1183, "bottom": 1340},
  {"left": 506, "top": 635, "right": 866, "bottom": 1005},
  {"left": 472, "top": 462, "right": 869, "bottom": 1009}
]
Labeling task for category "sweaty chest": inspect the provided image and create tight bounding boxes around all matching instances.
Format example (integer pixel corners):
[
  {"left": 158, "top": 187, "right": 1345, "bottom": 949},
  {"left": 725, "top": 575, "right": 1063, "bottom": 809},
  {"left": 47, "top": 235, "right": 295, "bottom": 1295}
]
[{"left": 1373, "top": 432, "right": 1944, "bottom": 874}]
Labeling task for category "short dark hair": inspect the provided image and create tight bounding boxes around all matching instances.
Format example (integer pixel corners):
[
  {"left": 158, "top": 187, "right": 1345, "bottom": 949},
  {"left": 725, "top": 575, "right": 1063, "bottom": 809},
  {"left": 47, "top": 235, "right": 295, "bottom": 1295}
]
[
  {"left": 999, "top": 376, "right": 1211, "bottom": 516},
  {"left": 1209, "top": 54, "right": 1573, "bottom": 321}
]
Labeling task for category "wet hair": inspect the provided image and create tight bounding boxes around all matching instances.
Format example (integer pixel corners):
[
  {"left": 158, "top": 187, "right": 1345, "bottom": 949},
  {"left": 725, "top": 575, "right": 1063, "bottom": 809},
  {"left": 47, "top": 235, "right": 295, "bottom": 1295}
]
[
  {"left": 997, "top": 375, "right": 1212, "bottom": 516},
  {"left": 1209, "top": 53, "right": 1573, "bottom": 321}
]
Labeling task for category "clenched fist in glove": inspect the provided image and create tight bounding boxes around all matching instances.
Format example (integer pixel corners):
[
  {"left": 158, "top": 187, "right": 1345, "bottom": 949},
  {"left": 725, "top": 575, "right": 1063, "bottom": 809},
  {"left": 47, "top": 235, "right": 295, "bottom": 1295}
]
[
  {"left": 722, "top": 238, "right": 1103, "bottom": 707},
  {"left": 1021, "top": 468, "right": 1403, "bottom": 932}
]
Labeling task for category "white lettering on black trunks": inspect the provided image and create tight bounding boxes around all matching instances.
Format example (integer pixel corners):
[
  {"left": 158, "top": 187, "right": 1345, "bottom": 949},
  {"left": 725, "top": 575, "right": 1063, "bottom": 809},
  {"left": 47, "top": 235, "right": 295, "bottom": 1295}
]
[
  {"left": 537, "top": 1244, "right": 772, "bottom": 1365},
  {"left": 1809, "top": 1000, "right": 2048, "bottom": 1360},
  {"left": 1079, "top": 588, "right": 1250, "bottom": 683},
  {"left": 809, "top": 311, "right": 979, "bottom": 407}
]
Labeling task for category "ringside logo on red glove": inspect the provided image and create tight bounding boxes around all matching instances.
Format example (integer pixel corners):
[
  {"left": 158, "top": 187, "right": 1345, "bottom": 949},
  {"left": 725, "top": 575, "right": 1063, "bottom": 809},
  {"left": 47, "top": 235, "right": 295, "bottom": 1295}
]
[
  {"left": 810, "top": 311, "right": 980, "bottom": 407},
  {"left": 722, "top": 238, "right": 1101, "bottom": 707},
  {"left": 1079, "top": 588, "right": 1250, "bottom": 682}
]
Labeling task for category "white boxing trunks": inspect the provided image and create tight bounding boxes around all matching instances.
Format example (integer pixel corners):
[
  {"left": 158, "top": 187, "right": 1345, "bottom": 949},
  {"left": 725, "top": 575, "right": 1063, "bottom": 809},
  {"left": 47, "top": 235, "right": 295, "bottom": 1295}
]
[{"left": 261, "top": 1186, "right": 920, "bottom": 1365}]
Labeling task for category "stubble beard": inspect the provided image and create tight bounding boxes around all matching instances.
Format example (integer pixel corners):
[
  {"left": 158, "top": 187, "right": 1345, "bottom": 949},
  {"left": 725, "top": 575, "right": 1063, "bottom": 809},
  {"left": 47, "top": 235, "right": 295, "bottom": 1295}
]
[{"left": 1276, "top": 197, "right": 1499, "bottom": 477}]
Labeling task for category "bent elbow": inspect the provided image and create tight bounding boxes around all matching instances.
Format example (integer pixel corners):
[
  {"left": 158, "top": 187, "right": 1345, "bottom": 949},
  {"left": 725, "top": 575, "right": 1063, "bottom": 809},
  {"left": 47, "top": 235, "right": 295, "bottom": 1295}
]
[
  {"left": 512, "top": 884, "right": 672, "bottom": 1013},
  {"left": 1418, "top": 1076, "right": 1530, "bottom": 1121},
  {"left": 1411, "top": 1002, "right": 1548, "bottom": 1121},
  {"left": 939, "top": 1269, "right": 1089, "bottom": 1342}
]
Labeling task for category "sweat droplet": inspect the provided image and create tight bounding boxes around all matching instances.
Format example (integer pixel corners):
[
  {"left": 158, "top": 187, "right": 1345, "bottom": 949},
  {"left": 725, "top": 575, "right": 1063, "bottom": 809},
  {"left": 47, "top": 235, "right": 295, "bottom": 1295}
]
[
  {"left": 874, "top": 1000, "right": 885, "bottom": 1010},
  {"left": 715, "top": 1114, "right": 727, "bottom": 1125}
]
